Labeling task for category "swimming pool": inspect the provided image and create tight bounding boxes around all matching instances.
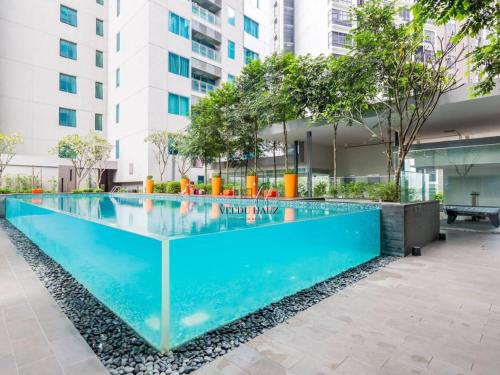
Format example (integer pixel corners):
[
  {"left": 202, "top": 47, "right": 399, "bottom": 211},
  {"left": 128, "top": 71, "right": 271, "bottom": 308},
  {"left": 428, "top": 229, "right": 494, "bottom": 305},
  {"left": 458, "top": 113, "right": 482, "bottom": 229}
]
[{"left": 6, "top": 194, "right": 380, "bottom": 351}]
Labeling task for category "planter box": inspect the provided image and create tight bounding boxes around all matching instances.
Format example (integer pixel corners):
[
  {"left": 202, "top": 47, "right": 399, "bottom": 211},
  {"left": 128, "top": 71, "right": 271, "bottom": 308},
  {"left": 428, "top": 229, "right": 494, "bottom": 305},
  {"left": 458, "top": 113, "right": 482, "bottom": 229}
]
[
  {"left": 0, "top": 195, "right": 6, "bottom": 218},
  {"left": 380, "top": 201, "right": 440, "bottom": 256}
]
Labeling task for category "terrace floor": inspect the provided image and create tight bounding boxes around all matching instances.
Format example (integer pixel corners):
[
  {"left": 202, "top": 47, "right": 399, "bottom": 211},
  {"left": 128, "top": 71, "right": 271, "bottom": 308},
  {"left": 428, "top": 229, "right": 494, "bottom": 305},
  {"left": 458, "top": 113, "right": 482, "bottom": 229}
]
[
  {"left": 1, "top": 227, "right": 500, "bottom": 375},
  {"left": 0, "top": 228, "right": 109, "bottom": 375},
  {"left": 194, "top": 230, "right": 500, "bottom": 375}
]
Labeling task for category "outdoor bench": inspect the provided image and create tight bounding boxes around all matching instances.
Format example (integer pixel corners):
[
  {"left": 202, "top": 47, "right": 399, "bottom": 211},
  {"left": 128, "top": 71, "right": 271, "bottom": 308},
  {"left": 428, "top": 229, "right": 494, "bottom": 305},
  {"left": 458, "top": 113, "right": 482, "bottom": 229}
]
[{"left": 444, "top": 205, "right": 500, "bottom": 228}]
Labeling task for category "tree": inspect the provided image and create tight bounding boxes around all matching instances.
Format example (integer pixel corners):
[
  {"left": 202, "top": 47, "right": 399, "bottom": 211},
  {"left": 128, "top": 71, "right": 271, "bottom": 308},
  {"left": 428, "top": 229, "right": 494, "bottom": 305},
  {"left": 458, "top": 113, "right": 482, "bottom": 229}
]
[
  {"left": 89, "top": 133, "right": 113, "bottom": 188},
  {"left": 187, "top": 97, "right": 220, "bottom": 184},
  {"left": 53, "top": 133, "right": 106, "bottom": 189},
  {"left": 300, "top": 54, "right": 376, "bottom": 185},
  {"left": 144, "top": 130, "right": 174, "bottom": 182},
  {"left": 171, "top": 133, "right": 192, "bottom": 179},
  {"left": 0, "top": 133, "right": 23, "bottom": 187},
  {"left": 262, "top": 53, "right": 305, "bottom": 173},
  {"left": 414, "top": 0, "right": 499, "bottom": 96},
  {"left": 234, "top": 59, "right": 267, "bottom": 174},
  {"left": 351, "top": 0, "right": 466, "bottom": 200}
]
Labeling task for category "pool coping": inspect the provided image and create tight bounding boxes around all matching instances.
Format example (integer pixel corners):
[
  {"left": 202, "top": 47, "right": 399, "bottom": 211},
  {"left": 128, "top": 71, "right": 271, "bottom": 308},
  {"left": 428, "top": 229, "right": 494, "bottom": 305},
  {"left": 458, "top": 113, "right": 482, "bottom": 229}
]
[{"left": 0, "top": 218, "right": 396, "bottom": 375}]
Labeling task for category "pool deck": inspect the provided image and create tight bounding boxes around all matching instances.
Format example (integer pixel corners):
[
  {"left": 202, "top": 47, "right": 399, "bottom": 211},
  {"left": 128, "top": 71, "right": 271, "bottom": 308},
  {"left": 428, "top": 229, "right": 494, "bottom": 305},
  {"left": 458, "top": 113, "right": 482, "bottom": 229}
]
[
  {"left": 0, "top": 228, "right": 109, "bottom": 375},
  {"left": 194, "top": 230, "right": 500, "bottom": 375},
  {"left": 1, "top": 227, "right": 500, "bottom": 375}
]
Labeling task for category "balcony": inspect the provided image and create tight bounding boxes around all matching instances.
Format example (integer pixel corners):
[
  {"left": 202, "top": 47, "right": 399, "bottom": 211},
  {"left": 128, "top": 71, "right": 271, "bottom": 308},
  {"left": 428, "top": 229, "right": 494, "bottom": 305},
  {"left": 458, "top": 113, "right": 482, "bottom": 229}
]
[
  {"left": 191, "top": 58, "right": 222, "bottom": 79},
  {"left": 192, "top": 3, "right": 220, "bottom": 27},
  {"left": 192, "top": 79, "right": 216, "bottom": 94},
  {"left": 192, "top": 40, "right": 221, "bottom": 63},
  {"left": 191, "top": 19, "right": 222, "bottom": 45},
  {"left": 192, "top": 0, "right": 221, "bottom": 13}
]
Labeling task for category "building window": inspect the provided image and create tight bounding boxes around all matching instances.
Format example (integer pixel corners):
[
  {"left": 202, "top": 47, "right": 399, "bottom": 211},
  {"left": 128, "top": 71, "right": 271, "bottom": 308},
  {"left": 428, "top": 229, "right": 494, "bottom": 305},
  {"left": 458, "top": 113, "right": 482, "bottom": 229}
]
[
  {"left": 245, "top": 0, "right": 260, "bottom": 8},
  {"left": 95, "top": 114, "right": 103, "bottom": 131},
  {"left": 227, "top": 7, "right": 236, "bottom": 26},
  {"left": 169, "top": 12, "right": 190, "bottom": 39},
  {"left": 116, "top": 32, "right": 120, "bottom": 52},
  {"left": 116, "top": 68, "right": 120, "bottom": 87},
  {"left": 168, "top": 93, "right": 189, "bottom": 116},
  {"left": 228, "top": 74, "right": 235, "bottom": 83},
  {"left": 115, "top": 140, "right": 120, "bottom": 159},
  {"left": 97, "top": 0, "right": 104, "bottom": 5},
  {"left": 59, "top": 108, "right": 76, "bottom": 127},
  {"left": 328, "top": 8, "right": 351, "bottom": 27},
  {"left": 60, "top": 39, "right": 77, "bottom": 60},
  {"left": 60, "top": 5, "right": 77, "bottom": 27},
  {"left": 399, "top": 8, "right": 410, "bottom": 22},
  {"left": 328, "top": 31, "right": 351, "bottom": 48},
  {"left": 168, "top": 52, "right": 190, "bottom": 78},
  {"left": 424, "top": 30, "right": 435, "bottom": 45},
  {"left": 117, "top": 0, "right": 121, "bottom": 16},
  {"left": 244, "top": 48, "right": 259, "bottom": 64},
  {"left": 59, "top": 73, "right": 77, "bottom": 94},
  {"left": 115, "top": 104, "right": 120, "bottom": 123},
  {"left": 228, "top": 40, "right": 235, "bottom": 59},
  {"left": 96, "top": 19, "right": 104, "bottom": 36},
  {"left": 244, "top": 16, "right": 259, "bottom": 38},
  {"left": 96, "top": 50, "right": 103, "bottom": 67},
  {"left": 95, "top": 82, "right": 103, "bottom": 99}
]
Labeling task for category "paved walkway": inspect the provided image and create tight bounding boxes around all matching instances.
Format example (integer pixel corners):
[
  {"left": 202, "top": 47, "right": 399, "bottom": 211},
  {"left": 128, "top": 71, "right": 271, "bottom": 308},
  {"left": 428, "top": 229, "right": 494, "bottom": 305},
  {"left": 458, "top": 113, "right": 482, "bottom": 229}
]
[
  {"left": 194, "top": 231, "right": 500, "bottom": 375},
  {"left": 0, "top": 227, "right": 109, "bottom": 375}
]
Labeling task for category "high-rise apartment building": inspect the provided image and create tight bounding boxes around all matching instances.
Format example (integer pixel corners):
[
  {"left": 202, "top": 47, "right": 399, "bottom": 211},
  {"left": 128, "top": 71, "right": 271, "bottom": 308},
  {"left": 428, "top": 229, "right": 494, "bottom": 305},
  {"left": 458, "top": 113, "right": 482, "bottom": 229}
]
[{"left": 0, "top": 0, "right": 271, "bottom": 190}]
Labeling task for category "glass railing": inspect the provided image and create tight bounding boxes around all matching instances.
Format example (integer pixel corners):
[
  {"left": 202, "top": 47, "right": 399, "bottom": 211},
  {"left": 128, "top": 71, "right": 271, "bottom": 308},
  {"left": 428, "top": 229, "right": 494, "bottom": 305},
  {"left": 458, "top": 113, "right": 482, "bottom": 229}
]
[
  {"left": 192, "top": 79, "right": 216, "bottom": 94},
  {"left": 192, "top": 3, "right": 220, "bottom": 26},
  {"left": 192, "top": 40, "right": 221, "bottom": 62}
]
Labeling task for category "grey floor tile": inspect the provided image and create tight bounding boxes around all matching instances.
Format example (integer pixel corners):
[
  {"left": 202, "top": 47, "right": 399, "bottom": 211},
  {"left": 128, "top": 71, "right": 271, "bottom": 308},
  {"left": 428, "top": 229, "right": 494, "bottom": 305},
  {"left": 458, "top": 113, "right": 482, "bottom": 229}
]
[
  {"left": 0, "top": 353, "right": 18, "bottom": 375},
  {"left": 11, "top": 332, "right": 53, "bottom": 367},
  {"left": 63, "top": 357, "right": 109, "bottom": 375},
  {"left": 50, "top": 335, "right": 96, "bottom": 368},
  {"left": 18, "top": 356, "right": 64, "bottom": 375}
]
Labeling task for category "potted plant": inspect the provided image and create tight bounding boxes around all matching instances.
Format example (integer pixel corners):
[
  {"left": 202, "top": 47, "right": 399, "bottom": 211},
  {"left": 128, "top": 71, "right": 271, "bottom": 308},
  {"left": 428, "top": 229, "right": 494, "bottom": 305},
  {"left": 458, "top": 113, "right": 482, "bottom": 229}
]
[
  {"left": 211, "top": 173, "right": 222, "bottom": 196},
  {"left": 180, "top": 175, "right": 189, "bottom": 194},
  {"left": 246, "top": 170, "right": 258, "bottom": 197},
  {"left": 145, "top": 175, "right": 154, "bottom": 194},
  {"left": 284, "top": 170, "right": 298, "bottom": 198}
]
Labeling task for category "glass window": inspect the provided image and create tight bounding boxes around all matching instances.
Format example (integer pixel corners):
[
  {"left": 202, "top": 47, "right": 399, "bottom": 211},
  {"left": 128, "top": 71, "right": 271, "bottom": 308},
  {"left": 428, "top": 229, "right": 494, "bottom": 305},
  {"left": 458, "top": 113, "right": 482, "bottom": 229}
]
[
  {"left": 115, "top": 140, "right": 120, "bottom": 159},
  {"left": 60, "top": 39, "right": 77, "bottom": 60},
  {"left": 244, "top": 16, "right": 259, "bottom": 38},
  {"left": 96, "top": 19, "right": 104, "bottom": 36},
  {"left": 59, "top": 108, "right": 76, "bottom": 127},
  {"left": 227, "top": 74, "right": 235, "bottom": 83},
  {"left": 424, "top": 30, "right": 435, "bottom": 45},
  {"left": 116, "top": 32, "right": 120, "bottom": 51},
  {"left": 97, "top": 0, "right": 104, "bottom": 5},
  {"left": 328, "top": 31, "right": 351, "bottom": 48},
  {"left": 328, "top": 8, "right": 351, "bottom": 27},
  {"left": 60, "top": 5, "right": 77, "bottom": 27},
  {"left": 117, "top": 0, "right": 120, "bottom": 16},
  {"left": 95, "top": 82, "right": 103, "bottom": 99},
  {"left": 244, "top": 48, "right": 259, "bottom": 64},
  {"left": 168, "top": 93, "right": 189, "bottom": 116},
  {"left": 95, "top": 114, "right": 103, "bottom": 131},
  {"left": 116, "top": 68, "right": 120, "bottom": 87},
  {"left": 399, "top": 8, "right": 410, "bottom": 22},
  {"left": 227, "top": 7, "right": 236, "bottom": 26},
  {"left": 96, "top": 50, "right": 103, "bottom": 67},
  {"left": 228, "top": 40, "right": 235, "bottom": 59},
  {"left": 168, "top": 52, "right": 190, "bottom": 78},
  {"left": 169, "top": 12, "right": 190, "bottom": 39},
  {"left": 59, "top": 73, "right": 77, "bottom": 94},
  {"left": 115, "top": 104, "right": 120, "bottom": 123}
]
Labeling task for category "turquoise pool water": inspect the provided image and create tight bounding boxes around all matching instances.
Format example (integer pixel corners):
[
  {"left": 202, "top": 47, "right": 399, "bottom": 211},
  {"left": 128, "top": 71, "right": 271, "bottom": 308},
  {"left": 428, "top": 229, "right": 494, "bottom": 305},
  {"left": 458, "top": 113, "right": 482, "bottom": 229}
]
[{"left": 6, "top": 194, "right": 380, "bottom": 351}]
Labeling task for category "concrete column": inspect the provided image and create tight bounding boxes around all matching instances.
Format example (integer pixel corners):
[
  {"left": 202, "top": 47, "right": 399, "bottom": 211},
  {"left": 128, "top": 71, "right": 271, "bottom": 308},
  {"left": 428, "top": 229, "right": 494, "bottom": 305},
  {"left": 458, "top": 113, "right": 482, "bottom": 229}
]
[
  {"left": 294, "top": 140, "right": 299, "bottom": 174},
  {"left": 307, "top": 131, "right": 312, "bottom": 198}
]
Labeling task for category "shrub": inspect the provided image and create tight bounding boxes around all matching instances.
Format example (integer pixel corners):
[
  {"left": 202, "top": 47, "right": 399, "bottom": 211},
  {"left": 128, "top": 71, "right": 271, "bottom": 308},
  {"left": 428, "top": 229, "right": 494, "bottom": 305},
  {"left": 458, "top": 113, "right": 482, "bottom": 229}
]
[
  {"left": 434, "top": 192, "right": 444, "bottom": 202},
  {"left": 313, "top": 181, "right": 327, "bottom": 197},
  {"left": 0, "top": 188, "right": 13, "bottom": 194},
  {"left": 166, "top": 181, "right": 181, "bottom": 194},
  {"left": 367, "top": 182, "right": 398, "bottom": 202},
  {"left": 72, "top": 188, "right": 104, "bottom": 194},
  {"left": 195, "top": 183, "right": 211, "bottom": 193},
  {"left": 153, "top": 182, "right": 168, "bottom": 193}
]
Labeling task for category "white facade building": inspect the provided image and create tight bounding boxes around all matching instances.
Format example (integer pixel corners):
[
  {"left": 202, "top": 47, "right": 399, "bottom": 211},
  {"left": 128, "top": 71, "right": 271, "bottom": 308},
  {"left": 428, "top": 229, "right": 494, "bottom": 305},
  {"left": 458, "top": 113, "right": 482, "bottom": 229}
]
[{"left": 0, "top": 0, "right": 271, "bottom": 190}]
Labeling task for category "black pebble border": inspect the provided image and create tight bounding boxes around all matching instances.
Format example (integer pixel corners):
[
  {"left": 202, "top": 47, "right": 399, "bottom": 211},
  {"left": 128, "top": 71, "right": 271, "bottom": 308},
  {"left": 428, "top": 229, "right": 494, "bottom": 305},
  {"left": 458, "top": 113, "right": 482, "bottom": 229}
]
[{"left": 0, "top": 219, "right": 397, "bottom": 375}]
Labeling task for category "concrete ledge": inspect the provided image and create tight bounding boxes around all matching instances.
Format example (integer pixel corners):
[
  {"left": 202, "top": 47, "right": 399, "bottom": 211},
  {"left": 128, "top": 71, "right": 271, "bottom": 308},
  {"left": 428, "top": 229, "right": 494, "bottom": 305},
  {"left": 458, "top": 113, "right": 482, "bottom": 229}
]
[{"left": 0, "top": 195, "right": 6, "bottom": 218}]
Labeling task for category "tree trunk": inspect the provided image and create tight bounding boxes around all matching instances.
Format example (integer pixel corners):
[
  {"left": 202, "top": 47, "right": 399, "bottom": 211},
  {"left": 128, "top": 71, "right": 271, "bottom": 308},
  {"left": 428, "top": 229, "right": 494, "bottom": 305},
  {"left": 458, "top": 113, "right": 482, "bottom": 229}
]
[
  {"left": 272, "top": 142, "right": 277, "bottom": 187},
  {"left": 225, "top": 157, "right": 229, "bottom": 184},
  {"left": 204, "top": 160, "right": 208, "bottom": 187},
  {"left": 254, "top": 122, "right": 258, "bottom": 172},
  {"left": 386, "top": 109, "right": 393, "bottom": 178},
  {"left": 282, "top": 119, "right": 289, "bottom": 172},
  {"left": 218, "top": 154, "right": 222, "bottom": 176},
  {"left": 394, "top": 149, "right": 405, "bottom": 202},
  {"left": 332, "top": 124, "right": 338, "bottom": 187}
]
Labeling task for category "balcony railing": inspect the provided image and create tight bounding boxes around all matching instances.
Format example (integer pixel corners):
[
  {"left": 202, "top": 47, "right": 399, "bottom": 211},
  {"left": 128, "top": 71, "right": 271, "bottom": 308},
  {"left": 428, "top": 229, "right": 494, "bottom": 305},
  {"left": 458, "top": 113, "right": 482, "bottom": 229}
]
[
  {"left": 192, "top": 40, "right": 221, "bottom": 62},
  {"left": 192, "top": 79, "right": 216, "bottom": 94},
  {"left": 192, "top": 3, "right": 220, "bottom": 27}
]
